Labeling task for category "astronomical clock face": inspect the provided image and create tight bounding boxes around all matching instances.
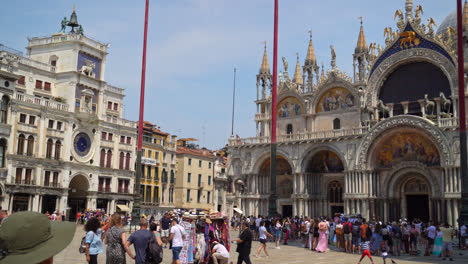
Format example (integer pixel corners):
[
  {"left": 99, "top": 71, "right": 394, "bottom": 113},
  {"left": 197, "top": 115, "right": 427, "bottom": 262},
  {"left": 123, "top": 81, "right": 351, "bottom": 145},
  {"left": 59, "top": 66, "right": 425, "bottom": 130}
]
[{"left": 73, "top": 132, "right": 91, "bottom": 156}]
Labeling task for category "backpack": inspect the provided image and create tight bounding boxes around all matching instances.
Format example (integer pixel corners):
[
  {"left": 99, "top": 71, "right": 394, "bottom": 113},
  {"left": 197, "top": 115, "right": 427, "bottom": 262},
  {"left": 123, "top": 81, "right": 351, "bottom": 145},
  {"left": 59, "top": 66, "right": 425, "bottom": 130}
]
[
  {"left": 365, "top": 227, "right": 372, "bottom": 240},
  {"left": 301, "top": 223, "right": 307, "bottom": 232},
  {"left": 336, "top": 226, "right": 343, "bottom": 235},
  {"left": 79, "top": 232, "right": 94, "bottom": 254},
  {"left": 343, "top": 223, "right": 351, "bottom": 234},
  {"left": 146, "top": 233, "right": 163, "bottom": 264},
  {"left": 352, "top": 225, "right": 360, "bottom": 236}
]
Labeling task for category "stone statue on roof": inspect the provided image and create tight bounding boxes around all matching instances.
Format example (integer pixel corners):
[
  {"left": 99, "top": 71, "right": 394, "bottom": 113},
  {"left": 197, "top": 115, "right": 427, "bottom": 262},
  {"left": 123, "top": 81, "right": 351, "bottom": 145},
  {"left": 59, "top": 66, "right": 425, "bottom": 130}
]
[
  {"left": 330, "top": 45, "right": 337, "bottom": 69},
  {"left": 282, "top": 57, "right": 289, "bottom": 73},
  {"left": 78, "top": 25, "right": 84, "bottom": 35},
  {"left": 60, "top": 17, "right": 68, "bottom": 33}
]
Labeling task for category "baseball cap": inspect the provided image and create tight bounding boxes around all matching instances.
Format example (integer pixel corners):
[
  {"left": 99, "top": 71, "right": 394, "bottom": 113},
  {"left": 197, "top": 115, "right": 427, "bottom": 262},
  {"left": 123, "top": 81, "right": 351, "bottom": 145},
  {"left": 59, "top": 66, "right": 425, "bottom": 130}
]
[{"left": 0, "top": 211, "right": 75, "bottom": 263}]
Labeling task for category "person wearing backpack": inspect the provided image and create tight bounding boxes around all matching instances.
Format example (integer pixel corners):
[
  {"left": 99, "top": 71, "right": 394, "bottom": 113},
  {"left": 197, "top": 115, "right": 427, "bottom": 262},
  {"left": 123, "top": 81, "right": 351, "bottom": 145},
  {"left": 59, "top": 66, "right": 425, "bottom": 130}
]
[
  {"left": 391, "top": 222, "right": 402, "bottom": 256},
  {"left": 343, "top": 218, "right": 352, "bottom": 253},
  {"left": 105, "top": 213, "right": 135, "bottom": 263},
  {"left": 126, "top": 218, "right": 154, "bottom": 264},
  {"left": 352, "top": 221, "right": 362, "bottom": 254},
  {"left": 84, "top": 217, "right": 104, "bottom": 264},
  {"left": 147, "top": 222, "right": 164, "bottom": 264}
]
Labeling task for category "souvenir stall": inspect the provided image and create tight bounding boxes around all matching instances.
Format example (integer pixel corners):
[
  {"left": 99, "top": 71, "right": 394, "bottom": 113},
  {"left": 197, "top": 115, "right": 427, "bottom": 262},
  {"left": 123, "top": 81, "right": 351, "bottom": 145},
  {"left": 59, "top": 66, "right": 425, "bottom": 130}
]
[{"left": 196, "top": 210, "right": 231, "bottom": 264}]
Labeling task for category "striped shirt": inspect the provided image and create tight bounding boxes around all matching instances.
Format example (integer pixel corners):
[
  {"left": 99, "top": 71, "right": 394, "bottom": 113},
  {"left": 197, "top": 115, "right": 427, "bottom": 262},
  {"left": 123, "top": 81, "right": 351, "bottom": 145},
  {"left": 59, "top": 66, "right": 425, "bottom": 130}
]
[{"left": 361, "top": 241, "right": 370, "bottom": 250}]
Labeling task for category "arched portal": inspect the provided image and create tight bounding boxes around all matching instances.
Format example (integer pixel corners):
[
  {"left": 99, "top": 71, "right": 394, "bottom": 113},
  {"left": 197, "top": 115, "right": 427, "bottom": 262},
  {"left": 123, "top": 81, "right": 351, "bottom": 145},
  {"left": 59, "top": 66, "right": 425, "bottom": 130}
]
[
  {"left": 258, "top": 156, "right": 293, "bottom": 216},
  {"left": 304, "top": 149, "right": 345, "bottom": 217},
  {"left": 390, "top": 172, "right": 432, "bottom": 223},
  {"left": 68, "top": 174, "right": 89, "bottom": 221}
]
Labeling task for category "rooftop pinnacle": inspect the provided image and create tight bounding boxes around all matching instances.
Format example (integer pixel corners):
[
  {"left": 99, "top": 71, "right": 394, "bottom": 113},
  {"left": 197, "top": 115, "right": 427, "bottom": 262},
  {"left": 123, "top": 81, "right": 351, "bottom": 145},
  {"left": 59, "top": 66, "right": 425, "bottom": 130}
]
[
  {"left": 259, "top": 42, "right": 270, "bottom": 74},
  {"left": 355, "top": 19, "right": 368, "bottom": 54},
  {"left": 305, "top": 31, "right": 317, "bottom": 66},
  {"left": 293, "top": 53, "right": 303, "bottom": 85}
]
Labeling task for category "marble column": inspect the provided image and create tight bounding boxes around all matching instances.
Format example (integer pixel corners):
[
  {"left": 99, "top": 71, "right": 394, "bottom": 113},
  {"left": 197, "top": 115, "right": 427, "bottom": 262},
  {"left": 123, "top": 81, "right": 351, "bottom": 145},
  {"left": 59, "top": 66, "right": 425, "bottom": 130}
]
[
  {"left": 447, "top": 199, "right": 453, "bottom": 227},
  {"left": 453, "top": 199, "right": 459, "bottom": 228},
  {"left": 383, "top": 200, "right": 388, "bottom": 223},
  {"left": 293, "top": 199, "right": 297, "bottom": 216},
  {"left": 436, "top": 199, "right": 441, "bottom": 223},
  {"left": 363, "top": 199, "right": 369, "bottom": 220}
]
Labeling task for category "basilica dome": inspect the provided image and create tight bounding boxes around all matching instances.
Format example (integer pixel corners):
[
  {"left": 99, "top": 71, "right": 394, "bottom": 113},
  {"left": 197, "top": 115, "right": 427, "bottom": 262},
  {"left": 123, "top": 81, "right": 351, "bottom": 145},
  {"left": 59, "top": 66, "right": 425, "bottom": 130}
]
[{"left": 436, "top": 10, "right": 456, "bottom": 36}]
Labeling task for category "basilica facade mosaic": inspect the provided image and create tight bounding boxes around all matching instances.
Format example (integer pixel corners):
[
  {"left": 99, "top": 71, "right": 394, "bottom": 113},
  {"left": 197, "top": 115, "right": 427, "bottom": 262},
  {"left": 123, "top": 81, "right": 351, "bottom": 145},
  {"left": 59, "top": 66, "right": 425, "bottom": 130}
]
[{"left": 226, "top": 0, "right": 465, "bottom": 227}]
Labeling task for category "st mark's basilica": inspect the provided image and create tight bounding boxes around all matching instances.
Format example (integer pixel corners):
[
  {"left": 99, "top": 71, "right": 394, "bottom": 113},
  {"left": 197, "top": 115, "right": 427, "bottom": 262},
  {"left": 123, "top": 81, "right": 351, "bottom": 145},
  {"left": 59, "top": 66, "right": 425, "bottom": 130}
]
[{"left": 227, "top": 0, "right": 466, "bottom": 227}]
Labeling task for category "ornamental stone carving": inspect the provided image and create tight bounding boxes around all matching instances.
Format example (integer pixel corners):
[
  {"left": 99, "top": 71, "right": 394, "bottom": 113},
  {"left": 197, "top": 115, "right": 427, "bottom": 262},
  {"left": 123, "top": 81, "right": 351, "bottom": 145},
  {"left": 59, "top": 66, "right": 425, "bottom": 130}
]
[{"left": 356, "top": 115, "right": 450, "bottom": 169}]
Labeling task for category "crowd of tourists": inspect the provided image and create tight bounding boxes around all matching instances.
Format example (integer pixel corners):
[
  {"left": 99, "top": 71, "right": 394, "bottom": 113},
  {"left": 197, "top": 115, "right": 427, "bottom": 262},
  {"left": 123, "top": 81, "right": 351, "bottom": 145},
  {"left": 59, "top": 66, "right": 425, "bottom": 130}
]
[{"left": 231, "top": 214, "right": 468, "bottom": 263}]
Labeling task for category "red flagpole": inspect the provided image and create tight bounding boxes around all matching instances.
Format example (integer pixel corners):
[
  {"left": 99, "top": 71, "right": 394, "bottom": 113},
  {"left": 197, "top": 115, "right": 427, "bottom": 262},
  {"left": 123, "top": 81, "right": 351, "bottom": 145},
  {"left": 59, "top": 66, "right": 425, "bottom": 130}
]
[
  {"left": 271, "top": 0, "right": 278, "bottom": 143},
  {"left": 269, "top": 0, "right": 279, "bottom": 217},
  {"left": 133, "top": 0, "right": 149, "bottom": 225},
  {"left": 138, "top": 0, "right": 149, "bottom": 151},
  {"left": 456, "top": 0, "right": 468, "bottom": 229}
]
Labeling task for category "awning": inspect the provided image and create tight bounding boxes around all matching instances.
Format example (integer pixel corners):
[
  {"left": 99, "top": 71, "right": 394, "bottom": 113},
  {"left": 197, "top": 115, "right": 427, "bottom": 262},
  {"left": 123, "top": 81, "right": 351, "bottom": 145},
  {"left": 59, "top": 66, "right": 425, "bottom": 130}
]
[
  {"left": 233, "top": 208, "right": 243, "bottom": 215},
  {"left": 116, "top": 204, "right": 131, "bottom": 212}
]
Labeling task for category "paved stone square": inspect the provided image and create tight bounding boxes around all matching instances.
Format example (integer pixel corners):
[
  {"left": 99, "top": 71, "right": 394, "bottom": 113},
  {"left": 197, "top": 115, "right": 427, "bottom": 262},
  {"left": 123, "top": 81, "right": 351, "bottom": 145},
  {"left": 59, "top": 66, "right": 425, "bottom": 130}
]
[{"left": 55, "top": 227, "right": 468, "bottom": 264}]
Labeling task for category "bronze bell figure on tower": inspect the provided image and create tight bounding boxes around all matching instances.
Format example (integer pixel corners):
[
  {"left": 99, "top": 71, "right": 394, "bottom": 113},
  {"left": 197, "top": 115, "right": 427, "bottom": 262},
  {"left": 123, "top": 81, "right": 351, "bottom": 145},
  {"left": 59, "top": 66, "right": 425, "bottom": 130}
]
[{"left": 67, "top": 6, "right": 79, "bottom": 32}]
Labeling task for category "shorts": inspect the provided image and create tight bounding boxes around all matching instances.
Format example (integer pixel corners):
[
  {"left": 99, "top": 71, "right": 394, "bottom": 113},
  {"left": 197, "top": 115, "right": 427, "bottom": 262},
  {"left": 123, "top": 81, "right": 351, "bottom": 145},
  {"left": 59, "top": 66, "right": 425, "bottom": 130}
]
[
  {"left": 427, "top": 237, "right": 435, "bottom": 245},
  {"left": 313, "top": 232, "right": 319, "bottom": 238},
  {"left": 442, "top": 241, "right": 453, "bottom": 251},
  {"left": 275, "top": 231, "right": 281, "bottom": 238},
  {"left": 361, "top": 249, "right": 372, "bottom": 259},
  {"left": 344, "top": 233, "right": 352, "bottom": 241},
  {"left": 260, "top": 239, "right": 267, "bottom": 244},
  {"left": 250, "top": 225, "right": 256, "bottom": 231},
  {"left": 161, "top": 229, "right": 169, "bottom": 237},
  {"left": 352, "top": 236, "right": 361, "bottom": 245},
  {"left": 255, "top": 226, "right": 259, "bottom": 233},
  {"left": 172, "top": 246, "right": 182, "bottom": 260}
]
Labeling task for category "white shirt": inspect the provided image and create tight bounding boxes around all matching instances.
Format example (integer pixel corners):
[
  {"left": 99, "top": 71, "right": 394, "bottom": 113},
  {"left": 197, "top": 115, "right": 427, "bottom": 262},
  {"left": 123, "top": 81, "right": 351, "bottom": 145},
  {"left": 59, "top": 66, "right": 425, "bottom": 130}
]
[
  {"left": 427, "top": 225, "right": 436, "bottom": 239},
  {"left": 255, "top": 218, "right": 261, "bottom": 227},
  {"left": 461, "top": 225, "right": 466, "bottom": 236},
  {"left": 259, "top": 226, "right": 267, "bottom": 240},
  {"left": 414, "top": 223, "right": 422, "bottom": 233},
  {"left": 170, "top": 224, "right": 185, "bottom": 247},
  {"left": 213, "top": 244, "right": 230, "bottom": 258},
  {"left": 305, "top": 221, "right": 310, "bottom": 233}
]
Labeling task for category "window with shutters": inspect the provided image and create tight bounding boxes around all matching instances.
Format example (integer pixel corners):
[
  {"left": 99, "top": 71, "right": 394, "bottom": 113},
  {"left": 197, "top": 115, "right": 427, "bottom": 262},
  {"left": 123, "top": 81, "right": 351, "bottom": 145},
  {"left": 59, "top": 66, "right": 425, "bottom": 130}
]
[
  {"left": 54, "top": 140, "right": 61, "bottom": 160},
  {"left": 26, "top": 136, "right": 34, "bottom": 156},
  {"left": 100, "top": 149, "right": 106, "bottom": 167},
  {"left": 17, "top": 134, "right": 25, "bottom": 155},
  {"left": 35, "top": 80, "right": 42, "bottom": 89},
  {"left": 46, "top": 139, "right": 53, "bottom": 159},
  {"left": 125, "top": 153, "right": 130, "bottom": 170},
  {"left": 106, "top": 150, "right": 112, "bottom": 168}
]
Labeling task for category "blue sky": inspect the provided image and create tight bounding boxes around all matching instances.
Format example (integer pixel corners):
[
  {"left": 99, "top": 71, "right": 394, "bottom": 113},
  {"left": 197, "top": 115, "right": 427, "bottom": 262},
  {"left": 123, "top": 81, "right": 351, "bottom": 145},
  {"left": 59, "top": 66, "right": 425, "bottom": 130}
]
[{"left": 0, "top": 0, "right": 454, "bottom": 149}]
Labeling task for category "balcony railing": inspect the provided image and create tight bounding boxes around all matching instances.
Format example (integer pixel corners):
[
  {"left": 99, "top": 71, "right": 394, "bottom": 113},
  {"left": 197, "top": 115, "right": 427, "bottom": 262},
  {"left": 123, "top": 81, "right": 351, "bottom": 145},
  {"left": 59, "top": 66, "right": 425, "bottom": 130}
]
[
  {"left": 255, "top": 113, "right": 270, "bottom": 121},
  {"left": 118, "top": 188, "right": 129, "bottom": 194},
  {"left": 28, "top": 33, "right": 108, "bottom": 53},
  {"left": 98, "top": 186, "right": 111, "bottom": 193},
  {"left": 14, "top": 179, "right": 35, "bottom": 185},
  {"left": 104, "top": 84, "right": 125, "bottom": 95},
  {"left": 229, "top": 126, "right": 370, "bottom": 146},
  {"left": 44, "top": 182, "right": 60, "bottom": 188},
  {"left": 16, "top": 93, "right": 68, "bottom": 111},
  {"left": 102, "top": 115, "right": 137, "bottom": 128}
]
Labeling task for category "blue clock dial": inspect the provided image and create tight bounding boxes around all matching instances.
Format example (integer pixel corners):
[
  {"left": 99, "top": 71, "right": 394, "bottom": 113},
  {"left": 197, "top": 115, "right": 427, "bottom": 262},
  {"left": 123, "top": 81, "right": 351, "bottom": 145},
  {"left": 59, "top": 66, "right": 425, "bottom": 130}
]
[{"left": 73, "top": 132, "right": 91, "bottom": 156}]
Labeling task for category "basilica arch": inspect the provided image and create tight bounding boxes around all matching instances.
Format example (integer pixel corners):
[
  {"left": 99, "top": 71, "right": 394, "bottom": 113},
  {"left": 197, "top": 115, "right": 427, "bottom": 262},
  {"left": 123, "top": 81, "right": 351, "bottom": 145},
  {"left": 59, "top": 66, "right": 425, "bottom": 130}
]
[{"left": 301, "top": 147, "right": 346, "bottom": 218}]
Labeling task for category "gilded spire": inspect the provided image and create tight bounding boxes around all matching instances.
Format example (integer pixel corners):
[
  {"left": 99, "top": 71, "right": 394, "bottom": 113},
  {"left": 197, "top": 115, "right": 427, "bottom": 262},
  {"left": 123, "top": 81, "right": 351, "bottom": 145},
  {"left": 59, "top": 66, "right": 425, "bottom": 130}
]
[
  {"left": 355, "top": 18, "right": 368, "bottom": 54},
  {"left": 293, "top": 53, "right": 303, "bottom": 85},
  {"left": 305, "top": 30, "right": 317, "bottom": 66},
  {"left": 464, "top": 0, "right": 468, "bottom": 30},
  {"left": 259, "top": 42, "right": 270, "bottom": 74}
]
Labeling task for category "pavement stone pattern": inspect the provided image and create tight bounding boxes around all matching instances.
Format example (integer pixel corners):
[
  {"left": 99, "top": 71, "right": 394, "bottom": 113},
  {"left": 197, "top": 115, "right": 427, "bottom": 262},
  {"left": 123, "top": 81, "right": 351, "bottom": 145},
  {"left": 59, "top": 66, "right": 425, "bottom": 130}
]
[{"left": 55, "top": 227, "right": 468, "bottom": 264}]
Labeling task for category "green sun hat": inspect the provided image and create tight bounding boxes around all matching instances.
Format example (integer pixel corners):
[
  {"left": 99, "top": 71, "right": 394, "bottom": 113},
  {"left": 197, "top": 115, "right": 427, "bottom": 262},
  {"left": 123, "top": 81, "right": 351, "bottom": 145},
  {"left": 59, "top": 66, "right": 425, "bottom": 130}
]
[{"left": 0, "top": 211, "right": 76, "bottom": 263}]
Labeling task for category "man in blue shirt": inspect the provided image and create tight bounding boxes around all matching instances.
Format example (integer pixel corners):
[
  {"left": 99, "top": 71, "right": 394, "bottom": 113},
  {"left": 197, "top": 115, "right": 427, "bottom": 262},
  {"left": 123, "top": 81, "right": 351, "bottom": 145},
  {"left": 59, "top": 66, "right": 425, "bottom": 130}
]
[
  {"left": 127, "top": 218, "right": 154, "bottom": 264},
  {"left": 160, "top": 213, "right": 171, "bottom": 248}
]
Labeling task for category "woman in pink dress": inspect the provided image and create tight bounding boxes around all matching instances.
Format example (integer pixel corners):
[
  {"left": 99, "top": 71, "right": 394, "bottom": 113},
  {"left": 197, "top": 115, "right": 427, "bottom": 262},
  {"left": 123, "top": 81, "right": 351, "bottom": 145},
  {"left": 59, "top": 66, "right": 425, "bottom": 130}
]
[{"left": 315, "top": 220, "right": 328, "bottom": 253}]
